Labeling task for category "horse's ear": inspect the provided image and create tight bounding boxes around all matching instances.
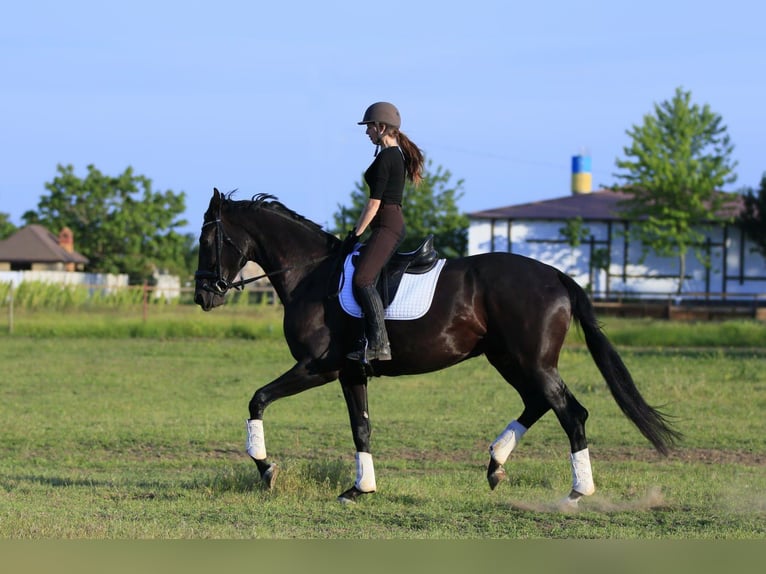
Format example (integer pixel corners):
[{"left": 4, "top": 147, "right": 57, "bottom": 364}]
[{"left": 209, "top": 188, "right": 221, "bottom": 210}]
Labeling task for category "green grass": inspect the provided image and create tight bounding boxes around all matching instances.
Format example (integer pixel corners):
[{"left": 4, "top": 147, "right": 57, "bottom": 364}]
[
  {"left": 1, "top": 305, "right": 285, "bottom": 339},
  {"left": 3, "top": 304, "right": 766, "bottom": 348},
  {"left": 596, "top": 317, "right": 766, "bottom": 348},
  {"left": 0, "top": 333, "right": 764, "bottom": 539}
]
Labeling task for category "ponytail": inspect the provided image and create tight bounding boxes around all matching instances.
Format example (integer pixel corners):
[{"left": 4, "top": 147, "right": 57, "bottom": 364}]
[{"left": 397, "top": 131, "right": 425, "bottom": 186}]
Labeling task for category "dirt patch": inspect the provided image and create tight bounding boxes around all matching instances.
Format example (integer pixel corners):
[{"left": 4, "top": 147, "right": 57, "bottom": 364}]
[
  {"left": 592, "top": 446, "right": 765, "bottom": 466},
  {"left": 474, "top": 439, "right": 764, "bottom": 466}
]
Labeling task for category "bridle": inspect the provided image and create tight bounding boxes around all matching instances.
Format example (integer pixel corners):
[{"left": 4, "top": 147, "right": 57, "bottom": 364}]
[
  {"left": 193, "top": 205, "right": 333, "bottom": 296},
  {"left": 193, "top": 215, "right": 253, "bottom": 295}
]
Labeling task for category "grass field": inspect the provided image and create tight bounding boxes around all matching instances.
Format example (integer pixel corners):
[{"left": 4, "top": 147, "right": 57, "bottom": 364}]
[{"left": 1, "top": 314, "right": 764, "bottom": 539}]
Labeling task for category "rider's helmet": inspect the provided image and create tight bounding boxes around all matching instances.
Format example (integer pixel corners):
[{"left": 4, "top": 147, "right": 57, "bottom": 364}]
[{"left": 357, "top": 102, "right": 401, "bottom": 130}]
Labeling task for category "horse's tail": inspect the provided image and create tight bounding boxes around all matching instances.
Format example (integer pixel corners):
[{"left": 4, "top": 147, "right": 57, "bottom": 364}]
[{"left": 557, "top": 271, "right": 681, "bottom": 455}]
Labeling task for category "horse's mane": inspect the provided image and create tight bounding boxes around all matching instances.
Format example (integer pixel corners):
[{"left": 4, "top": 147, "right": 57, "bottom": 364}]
[{"left": 223, "top": 191, "right": 336, "bottom": 242}]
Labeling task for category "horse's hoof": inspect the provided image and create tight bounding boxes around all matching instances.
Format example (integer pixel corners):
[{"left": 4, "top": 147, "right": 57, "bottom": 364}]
[
  {"left": 487, "top": 459, "right": 506, "bottom": 490},
  {"left": 487, "top": 467, "right": 507, "bottom": 490},
  {"left": 337, "top": 486, "right": 374, "bottom": 504},
  {"left": 260, "top": 463, "right": 279, "bottom": 489},
  {"left": 557, "top": 490, "right": 584, "bottom": 512},
  {"left": 558, "top": 498, "right": 579, "bottom": 512},
  {"left": 252, "top": 458, "right": 279, "bottom": 489}
]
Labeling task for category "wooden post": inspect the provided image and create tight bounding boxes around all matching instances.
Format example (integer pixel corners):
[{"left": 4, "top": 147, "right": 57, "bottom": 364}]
[
  {"left": 8, "top": 283, "right": 14, "bottom": 335},
  {"left": 142, "top": 281, "right": 148, "bottom": 322}
]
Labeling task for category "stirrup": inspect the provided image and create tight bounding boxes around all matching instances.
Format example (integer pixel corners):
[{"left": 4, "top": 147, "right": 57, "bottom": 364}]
[
  {"left": 368, "top": 344, "right": 391, "bottom": 361},
  {"left": 346, "top": 338, "right": 368, "bottom": 362},
  {"left": 346, "top": 339, "right": 391, "bottom": 362}
]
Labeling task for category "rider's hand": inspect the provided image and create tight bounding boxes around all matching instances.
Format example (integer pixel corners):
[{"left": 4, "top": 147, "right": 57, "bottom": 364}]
[{"left": 340, "top": 230, "right": 358, "bottom": 256}]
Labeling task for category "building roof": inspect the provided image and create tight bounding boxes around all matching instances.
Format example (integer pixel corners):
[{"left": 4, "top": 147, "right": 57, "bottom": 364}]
[
  {"left": 468, "top": 189, "right": 744, "bottom": 222},
  {"left": 468, "top": 189, "right": 628, "bottom": 221},
  {"left": 0, "top": 224, "right": 89, "bottom": 264}
]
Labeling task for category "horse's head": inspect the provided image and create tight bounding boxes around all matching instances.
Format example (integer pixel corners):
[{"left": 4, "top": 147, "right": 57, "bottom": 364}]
[{"left": 193, "top": 188, "right": 249, "bottom": 311}]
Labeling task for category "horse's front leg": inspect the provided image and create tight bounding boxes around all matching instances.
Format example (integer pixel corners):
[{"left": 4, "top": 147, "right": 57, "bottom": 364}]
[
  {"left": 246, "top": 360, "right": 337, "bottom": 488},
  {"left": 337, "top": 367, "right": 376, "bottom": 504}
]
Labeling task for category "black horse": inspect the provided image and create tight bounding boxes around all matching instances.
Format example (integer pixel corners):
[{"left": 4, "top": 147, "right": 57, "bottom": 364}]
[{"left": 194, "top": 189, "right": 680, "bottom": 506}]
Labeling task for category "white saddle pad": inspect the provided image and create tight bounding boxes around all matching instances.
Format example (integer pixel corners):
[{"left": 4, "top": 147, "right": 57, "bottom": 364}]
[{"left": 338, "top": 250, "right": 446, "bottom": 320}]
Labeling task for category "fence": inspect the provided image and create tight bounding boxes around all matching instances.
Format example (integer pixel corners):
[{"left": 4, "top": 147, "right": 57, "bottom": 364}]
[
  {"left": 591, "top": 291, "right": 766, "bottom": 321},
  {"left": 0, "top": 281, "right": 279, "bottom": 334}
]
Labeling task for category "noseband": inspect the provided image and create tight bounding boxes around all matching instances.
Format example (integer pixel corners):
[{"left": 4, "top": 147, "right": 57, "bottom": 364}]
[{"left": 194, "top": 206, "right": 332, "bottom": 296}]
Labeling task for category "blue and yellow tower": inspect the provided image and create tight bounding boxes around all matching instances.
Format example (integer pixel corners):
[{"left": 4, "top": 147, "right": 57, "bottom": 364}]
[{"left": 571, "top": 154, "right": 592, "bottom": 194}]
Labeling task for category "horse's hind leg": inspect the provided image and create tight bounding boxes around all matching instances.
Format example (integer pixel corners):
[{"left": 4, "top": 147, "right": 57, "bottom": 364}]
[
  {"left": 487, "top": 390, "right": 549, "bottom": 490},
  {"left": 537, "top": 367, "right": 595, "bottom": 503},
  {"left": 486, "top": 358, "right": 594, "bottom": 503},
  {"left": 485, "top": 353, "right": 551, "bottom": 489}
]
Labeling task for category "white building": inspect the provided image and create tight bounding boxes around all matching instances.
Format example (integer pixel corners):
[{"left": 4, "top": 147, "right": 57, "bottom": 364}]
[
  {"left": 468, "top": 189, "right": 766, "bottom": 300},
  {"left": 0, "top": 224, "right": 179, "bottom": 299}
]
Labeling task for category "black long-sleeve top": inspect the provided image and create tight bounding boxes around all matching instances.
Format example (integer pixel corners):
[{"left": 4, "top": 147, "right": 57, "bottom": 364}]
[{"left": 364, "top": 146, "right": 406, "bottom": 205}]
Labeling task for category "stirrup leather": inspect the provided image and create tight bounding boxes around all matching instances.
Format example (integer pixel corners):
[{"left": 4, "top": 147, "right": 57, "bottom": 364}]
[{"left": 346, "top": 338, "right": 368, "bottom": 362}]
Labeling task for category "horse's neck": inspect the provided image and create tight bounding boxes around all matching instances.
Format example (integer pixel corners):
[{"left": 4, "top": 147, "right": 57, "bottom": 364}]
[{"left": 240, "top": 212, "right": 331, "bottom": 302}]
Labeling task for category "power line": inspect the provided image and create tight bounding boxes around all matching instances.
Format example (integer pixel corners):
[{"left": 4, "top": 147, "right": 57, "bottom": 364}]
[{"left": 421, "top": 142, "right": 615, "bottom": 176}]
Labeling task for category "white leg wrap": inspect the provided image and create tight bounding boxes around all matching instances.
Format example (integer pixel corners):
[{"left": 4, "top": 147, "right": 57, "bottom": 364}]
[
  {"left": 354, "top": 451, "right": 377, "bottom": 493},
  {"left": 245, "top": 419, "right": 267, "bottom": 460},
  {"left": 489, "top": 420, "right": 527, "bottom": 465},
  {"left": 570, "top": 448, "right": 595, "bottom": 496}
]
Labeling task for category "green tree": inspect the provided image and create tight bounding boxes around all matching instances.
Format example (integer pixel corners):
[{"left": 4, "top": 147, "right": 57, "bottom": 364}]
[
  {"left": 613, "top": 87, "right": 738, "bottom": 293},
  {"left": 0, "top": 212, "right": 17, "bottom": 240},
  {"left": 559, "top": 216, "right": 591, "bottom": 274},
  {"left": 23, "top": 164, "right": 192, "bottom": 283},
  {"left": 738, "top": 173, "right": 766, "bottom": 258},
  {"left": 559, "top": 216, "right": 590, "bottom": 248},
  {"left": 333, "top": 159, "right": 469, "bottom": 258}
]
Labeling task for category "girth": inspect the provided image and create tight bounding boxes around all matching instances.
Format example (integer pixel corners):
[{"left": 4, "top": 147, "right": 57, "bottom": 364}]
[{"left": 353, "top": 234, "right": 439, "bottom": 307}]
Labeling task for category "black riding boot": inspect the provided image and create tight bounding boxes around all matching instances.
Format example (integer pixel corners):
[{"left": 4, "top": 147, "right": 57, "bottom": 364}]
[{"left": 347, "top": 284, "right": 392, "bottom": 362}]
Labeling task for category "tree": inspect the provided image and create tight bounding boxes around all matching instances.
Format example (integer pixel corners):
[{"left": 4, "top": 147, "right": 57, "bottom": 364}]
[
  {"left": 612, "top": 87, "right": 738, "bottom": 293},
  {"left": 559, "top": 216, "right": 590, "bottom": 273},
  {"left": 738, "top": 173, "right": 766, "bottom": 258},
  {"left": 23, "top": 164, "right": 192, "bottom": 283},
  {"left": 332, "top": 159, "right": 469, "bottom": 258},
  {"left": 0, "top": 212, "right": 16, "bottom": 240}
]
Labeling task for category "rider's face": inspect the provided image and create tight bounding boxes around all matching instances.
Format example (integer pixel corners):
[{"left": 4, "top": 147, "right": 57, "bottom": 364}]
[{"left": 365, "top": 123, "right": 382, "bottom": 144}]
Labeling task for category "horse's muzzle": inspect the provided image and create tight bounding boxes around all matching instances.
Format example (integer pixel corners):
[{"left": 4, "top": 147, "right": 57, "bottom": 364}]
[{"left": 194, "top": 284, "right": 225, "bottom": 311}]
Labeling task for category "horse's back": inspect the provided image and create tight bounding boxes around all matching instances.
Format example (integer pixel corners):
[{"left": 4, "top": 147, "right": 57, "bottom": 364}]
[
  {"left": 443, "top": 251, "right": 573, "bottom": 336},
  {"left": 449, "top": 251, "right": 567, "bottom": 293}
]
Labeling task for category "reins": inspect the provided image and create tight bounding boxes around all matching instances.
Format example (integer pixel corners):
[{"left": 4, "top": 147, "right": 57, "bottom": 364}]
[{"left": 222, "top": 252, "right": 332, "bottom": 292}]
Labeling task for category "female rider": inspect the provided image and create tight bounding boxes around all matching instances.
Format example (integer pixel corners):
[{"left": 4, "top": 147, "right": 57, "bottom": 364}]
[{"left": 345, "top": 102, "right": 424, "bottom": 362}]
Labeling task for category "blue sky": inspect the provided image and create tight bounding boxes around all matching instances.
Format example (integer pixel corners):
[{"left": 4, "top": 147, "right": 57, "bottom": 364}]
[{"left": 2, "top": 0, "right": 764, "bottom": 235}]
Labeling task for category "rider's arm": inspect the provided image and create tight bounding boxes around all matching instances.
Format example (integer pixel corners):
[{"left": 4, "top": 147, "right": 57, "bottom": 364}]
[{"left": 354, "top": 198, "right": 381, "bottom": 237}]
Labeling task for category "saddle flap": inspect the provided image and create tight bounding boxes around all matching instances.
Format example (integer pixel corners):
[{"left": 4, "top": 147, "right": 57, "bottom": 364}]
[{"left": 339, "top": 256, "right": 446, "bottom": 320}]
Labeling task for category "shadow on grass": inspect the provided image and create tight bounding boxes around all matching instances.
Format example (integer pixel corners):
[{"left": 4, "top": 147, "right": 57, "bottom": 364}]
[
  {"left": 1, "top": 474, "right": 115, "bottom": 490},
  {"left": 0, "top": 474, "right": 182, "bottom": 501},
  {"left": 194, "top": 458, "right": 350, "bottom": 494}
]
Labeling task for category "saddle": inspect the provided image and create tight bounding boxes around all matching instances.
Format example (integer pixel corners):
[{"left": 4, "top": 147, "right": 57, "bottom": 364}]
[{"left": 353, "top": 234, "right": 439, "bottom": 307}]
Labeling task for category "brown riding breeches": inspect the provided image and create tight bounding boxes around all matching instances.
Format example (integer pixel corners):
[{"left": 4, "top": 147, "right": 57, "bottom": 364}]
[{"left": 353, "top": 203, "right": 406, "bottom": 289}]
